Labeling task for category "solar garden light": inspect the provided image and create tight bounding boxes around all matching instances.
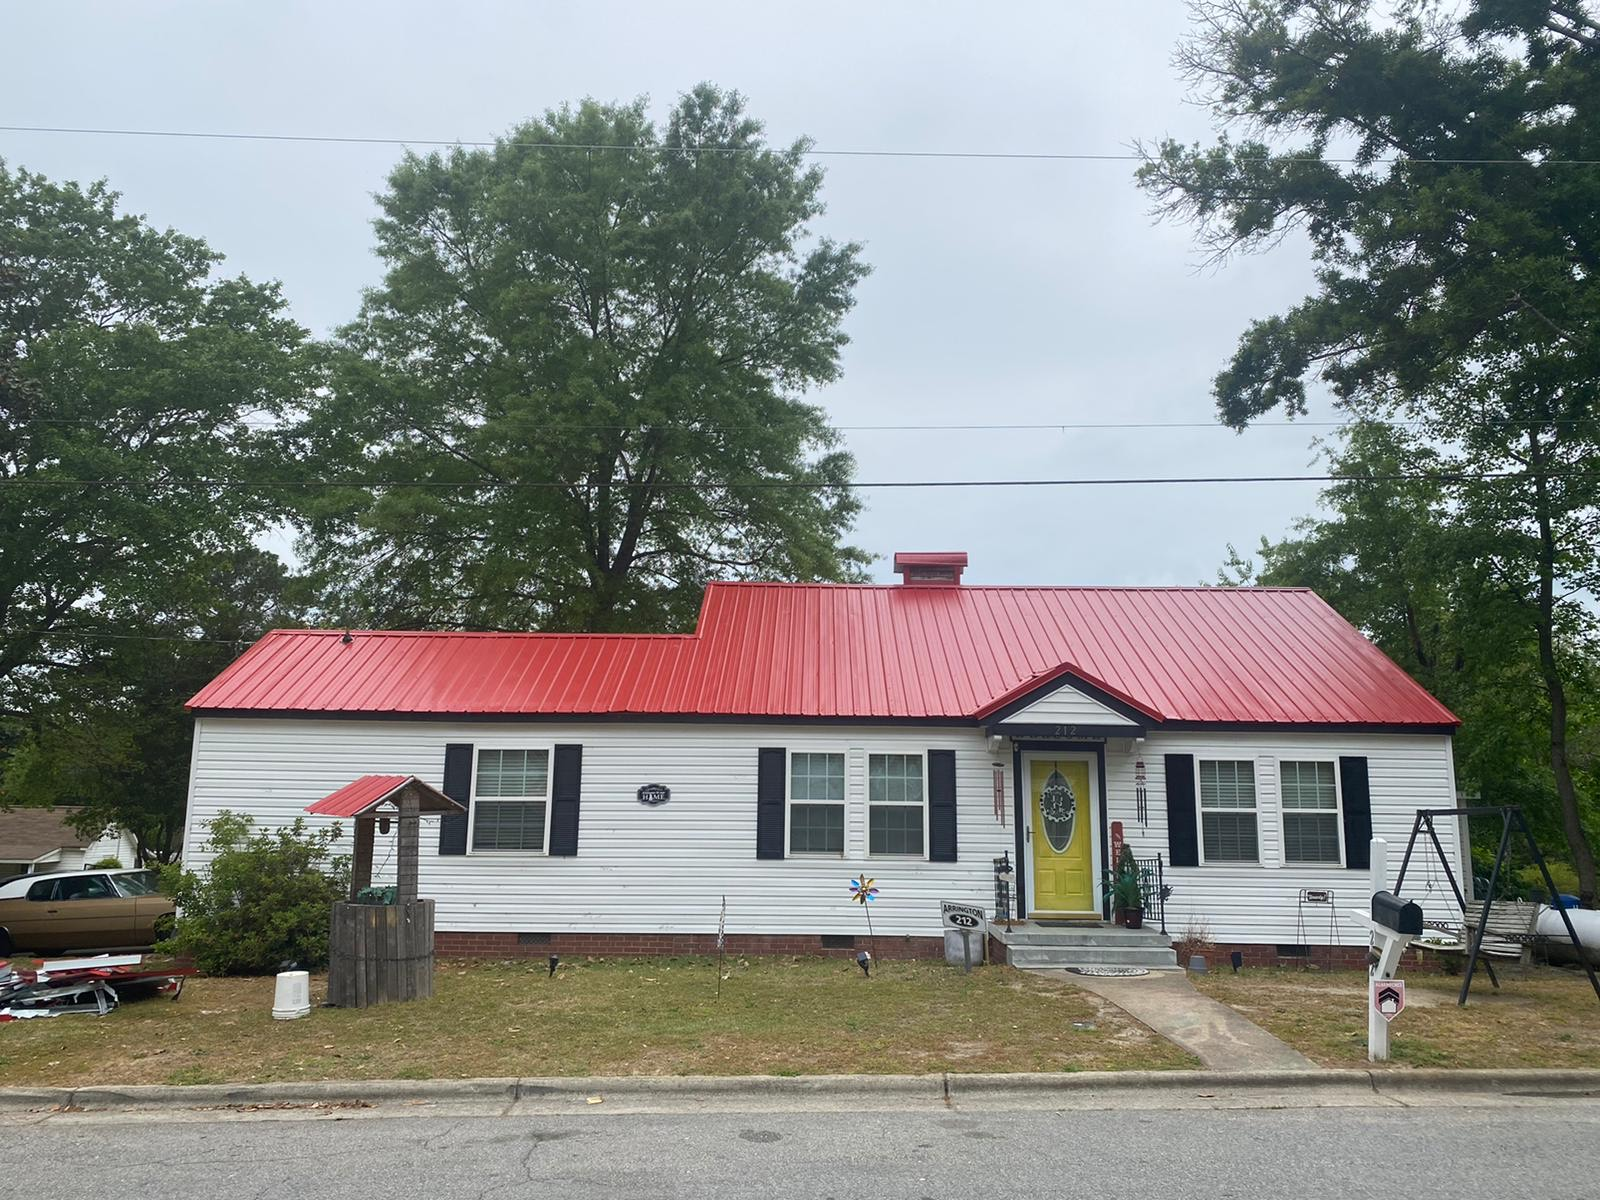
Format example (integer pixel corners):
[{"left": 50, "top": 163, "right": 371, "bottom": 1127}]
[
  {"left": 548, "top": 955, "right": 559, "bottom": 978},
  {"left": 856, "top": 950, "right": 872, "bottom": 977},
  {"left": 1231, "top": 951, "right": 1243, "bottom": 973}
]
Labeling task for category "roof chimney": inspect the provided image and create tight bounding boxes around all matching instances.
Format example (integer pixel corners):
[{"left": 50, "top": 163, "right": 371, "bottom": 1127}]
[{"left": 892, "top": 551, "right": 967, "bottom": 587}]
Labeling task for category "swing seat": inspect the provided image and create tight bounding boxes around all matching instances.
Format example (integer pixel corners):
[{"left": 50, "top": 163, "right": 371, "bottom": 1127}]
[{"left": 1423, "top": 901, "right": 1545, "bottom": 967}]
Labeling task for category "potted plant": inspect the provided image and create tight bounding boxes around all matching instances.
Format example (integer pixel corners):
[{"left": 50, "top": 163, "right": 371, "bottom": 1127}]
[{"left": 1111, "top": 845, "right": 1144, "bottom": 928}]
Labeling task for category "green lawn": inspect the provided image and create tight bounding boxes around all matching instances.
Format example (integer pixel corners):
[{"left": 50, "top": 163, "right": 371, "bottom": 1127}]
[
  {"left": 0, "top": 956, "right": 1197, "bottom": 1086},
  {"left": 1193, "top": 965, "right": 1600, "bottom": 1069}
]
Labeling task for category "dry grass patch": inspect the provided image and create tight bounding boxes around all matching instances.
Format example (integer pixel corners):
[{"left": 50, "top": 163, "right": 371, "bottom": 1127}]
[
  {"left": 0, "top": 957, "right": 1196, "bottom": 1086},
  {"left": 1192, "top": 965, "right": 1600, "bottom": 1069}
]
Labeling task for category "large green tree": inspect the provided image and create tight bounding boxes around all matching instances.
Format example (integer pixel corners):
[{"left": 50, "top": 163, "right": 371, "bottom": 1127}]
[
  {"left": 1218, "top": 423, "right": 1600, "bottom": 880},
  {"left": 0, "top": 163, "right": 316, "bottom": 701},
  {"left": 297, "top": 85, "right": 869, "bottom": 634},
  {"left": 1140, "top": 2, "right": 1600, "bottom": 900},
  {"left": 2, "top": 548, "right": 304, "bottom": 864}
]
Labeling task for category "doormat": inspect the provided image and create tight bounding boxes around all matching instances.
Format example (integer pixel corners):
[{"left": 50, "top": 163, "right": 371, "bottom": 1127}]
[{"left": 1063, "top": 966, "right": 1150, "bottom": 977}]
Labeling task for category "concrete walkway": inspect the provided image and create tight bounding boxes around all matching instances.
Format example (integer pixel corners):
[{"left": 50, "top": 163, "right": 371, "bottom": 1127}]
[{"left": 1045, "top": 968, "right": 1319, "bottom": 1071}]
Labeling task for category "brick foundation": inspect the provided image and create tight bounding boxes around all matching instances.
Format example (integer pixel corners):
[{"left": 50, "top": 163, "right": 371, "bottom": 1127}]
[{"left": 434, "top": 930, "right": 946, "bottom": 960}]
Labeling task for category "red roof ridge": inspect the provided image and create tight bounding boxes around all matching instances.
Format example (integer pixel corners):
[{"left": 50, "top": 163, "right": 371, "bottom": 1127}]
[
  {"left": 261, "top": 628, "right": 696, "bottom": 640},
  {"left": 703, "top": 580, "right": 1316, "bottom": 594}
]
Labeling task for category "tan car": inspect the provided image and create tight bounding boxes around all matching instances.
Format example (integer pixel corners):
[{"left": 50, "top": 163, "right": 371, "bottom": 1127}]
[{"left": 0, "top": 868, "right": 175, "bottom": 956}]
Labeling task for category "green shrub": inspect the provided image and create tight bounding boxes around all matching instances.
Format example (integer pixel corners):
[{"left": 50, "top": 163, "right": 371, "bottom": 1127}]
[
  {"left": 88, "top": 856, "right": 124, "bottom": 870},
  {"left": 160, "top": 811, "right": 349, "bottom": 975}
]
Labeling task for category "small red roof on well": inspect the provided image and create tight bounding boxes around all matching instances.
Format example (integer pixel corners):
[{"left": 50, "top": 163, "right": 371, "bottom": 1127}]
[
  {"left": 306, "top": 774, "right": 412, "bottom": 818},
  {"left": 188, "top": 580, "right": 1456, "bottom": 727}
]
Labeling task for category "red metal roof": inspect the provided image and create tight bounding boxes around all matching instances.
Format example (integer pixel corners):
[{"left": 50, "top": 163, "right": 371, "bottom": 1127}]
[
  {"left": 306, "top": 775, "right": 412, "bottom": 818},
  {"left": 306, "top": 774, "right": 464, "bottom": 818},
  {"left": 189, "top": 583, "right": 1458, "bottom": 728}
]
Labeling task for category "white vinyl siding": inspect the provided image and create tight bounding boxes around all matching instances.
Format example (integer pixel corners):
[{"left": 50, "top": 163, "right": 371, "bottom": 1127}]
[
  {"left": 184, "top": 719, "right": 1009, "bottom": 939},
  {"left": 1279, "top": 760, "right": 1343, "bottom": 865},
  {"left": 867, "top": 752, "right": 927, "bottom": 858},
  {"left": 1198, "top": 759, "right": 1259, "bottom": 863},
  {"left": 1100, "top": 731, "right": 1462, "bottom": 947},
  {"left": 183, "top": 718, "right": 1460, "bottom": 946},
  {"left": 788, "top": 751, "right": 846, "bottom": 855},
  {"left": 993, "top": 680, "right": 1140, "bottom": 730},
  {"left": 470, "top": 748, "right": 550, "bottom": 852}
]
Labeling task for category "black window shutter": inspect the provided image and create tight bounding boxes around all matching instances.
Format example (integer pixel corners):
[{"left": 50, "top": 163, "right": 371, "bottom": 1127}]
[
  {"left": 438, "top": 742, "right": 474, "bottom": 855},
  {"left": 928, "top": 749, "right": 958, "bottom": 862},
  {"left": 1165, "top": 753, "right": 1198, "bottom": 867},
  {"left": 1339, "top": 756, "right": 1372, "bottom": 870},
  {"left": 756, "top": 747, "right": 786, "bottom": 859},
  {"left": 549, "top": 744, "right": 583, "bottom": 856}
]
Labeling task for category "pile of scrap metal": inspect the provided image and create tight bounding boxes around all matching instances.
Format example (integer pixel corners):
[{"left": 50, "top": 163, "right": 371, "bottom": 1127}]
[{"left": 0, "top": 954, "right": 195, "bottom": 1021}]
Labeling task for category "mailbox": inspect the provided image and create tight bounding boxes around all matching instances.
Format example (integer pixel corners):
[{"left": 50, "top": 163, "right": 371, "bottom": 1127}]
[{"left": 1371, "top": 890, "right": 1423, "bottom": 936}]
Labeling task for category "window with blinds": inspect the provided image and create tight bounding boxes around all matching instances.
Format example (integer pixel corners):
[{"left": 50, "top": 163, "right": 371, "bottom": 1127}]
[
  {"left": 1198, "top": 759, "right": 1259, "bottom": 863},
  {"left": 1280, "top": 760, "right": 1342, "bottom": 864},
  {"left": 471, "top": 748, "right": 550, "bottom": 852},
  {"left": 789, "top": 752, "right": 846, "bottom": 854}
]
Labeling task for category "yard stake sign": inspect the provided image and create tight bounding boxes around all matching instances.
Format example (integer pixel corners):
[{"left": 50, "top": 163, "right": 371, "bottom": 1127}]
[
  {"left": 716, "top": 894, "right": 727, "bottom": 1000},
  {"left": 941, "top": 900, "right": 986, "bottom": 973},
  {"left": 850, "top": 876, "right": 879, "bottom": 967}
]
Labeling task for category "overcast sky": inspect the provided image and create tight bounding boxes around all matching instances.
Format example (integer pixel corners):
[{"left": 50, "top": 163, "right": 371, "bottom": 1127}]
[{"left": 6, "top": 1, "right": 1336, "bottom": 591}]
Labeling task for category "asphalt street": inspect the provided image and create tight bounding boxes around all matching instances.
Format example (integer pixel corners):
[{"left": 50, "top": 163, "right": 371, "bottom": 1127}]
[{"left": 5, "top": 1098, "right": 1599, "bottom": 1200}]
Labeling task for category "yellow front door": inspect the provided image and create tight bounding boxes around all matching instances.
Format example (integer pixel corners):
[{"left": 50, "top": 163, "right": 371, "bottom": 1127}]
[{"left": 1028, "top": 757, "right": 1095, "bottom": 914}]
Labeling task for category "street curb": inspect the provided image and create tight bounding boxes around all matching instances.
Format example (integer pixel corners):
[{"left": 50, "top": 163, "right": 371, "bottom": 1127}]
[{"left": 3, "top": 1068, "right": 1598, "bottom": 1113}]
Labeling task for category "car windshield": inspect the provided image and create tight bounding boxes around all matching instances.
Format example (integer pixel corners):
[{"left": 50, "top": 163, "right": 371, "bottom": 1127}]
[{"left": 111, "top": 870, "right": 160, "bottom": 897}]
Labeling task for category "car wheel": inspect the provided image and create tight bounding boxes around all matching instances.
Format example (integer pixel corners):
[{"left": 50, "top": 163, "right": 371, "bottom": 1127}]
[
  {"left": 0, "top": 927, "right": 13, "bottom": 958},
  {"left": 152, "top": 914, "right": 176, "bottom": 944}
]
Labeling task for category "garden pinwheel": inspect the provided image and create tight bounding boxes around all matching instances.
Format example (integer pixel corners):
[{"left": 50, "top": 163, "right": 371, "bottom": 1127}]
[{"left": 848, "top": 877, "right": 879, "bottom": 970}]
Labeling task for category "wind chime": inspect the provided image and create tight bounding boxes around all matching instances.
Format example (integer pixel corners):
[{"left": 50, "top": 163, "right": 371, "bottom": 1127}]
[{"left": 1134, "top": 758, "right": 1148, "bottom": 826}]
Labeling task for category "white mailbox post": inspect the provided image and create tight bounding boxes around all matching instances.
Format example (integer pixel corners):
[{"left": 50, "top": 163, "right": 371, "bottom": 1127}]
[{"left": 1343, "top": 837, "right": 1423, "bottom": 1062}]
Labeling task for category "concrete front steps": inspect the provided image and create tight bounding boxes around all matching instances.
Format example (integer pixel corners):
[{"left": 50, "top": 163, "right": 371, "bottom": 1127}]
[{"left": 991, "top": 921, "right": 1180, "bottom": 971}]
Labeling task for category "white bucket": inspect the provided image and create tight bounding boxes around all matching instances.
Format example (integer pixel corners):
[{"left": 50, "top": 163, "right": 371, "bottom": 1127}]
[{"left": 271, "top": 970, "right": 311, "bottom": 1020}]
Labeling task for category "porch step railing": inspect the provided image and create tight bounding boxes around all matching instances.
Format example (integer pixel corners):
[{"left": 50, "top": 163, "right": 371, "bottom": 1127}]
[{"left": 1134, "top": 854, "right": 1169, "bottom": 935}]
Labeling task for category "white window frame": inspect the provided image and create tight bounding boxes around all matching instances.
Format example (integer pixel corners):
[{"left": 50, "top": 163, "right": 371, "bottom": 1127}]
[
  {"left": 1195, "top": 758, "right": 1261, "bottom": 866},
  {"left": 467, "top": 745, "right": 553, "bottom": 855},
  {"left": 1276, "top": 758, "right": 1346, "bottom": 867},
  {"left": 865, "top": 750, "right": 930, "bottom": 861},
  {"left": 785, "top": 749, "right": 848, "bottom": 857}
]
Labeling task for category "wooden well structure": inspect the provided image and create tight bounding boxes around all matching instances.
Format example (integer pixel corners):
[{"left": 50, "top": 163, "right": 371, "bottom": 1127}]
[{"left": 305, "top": 774, "right": 464, "bottom": 1008}]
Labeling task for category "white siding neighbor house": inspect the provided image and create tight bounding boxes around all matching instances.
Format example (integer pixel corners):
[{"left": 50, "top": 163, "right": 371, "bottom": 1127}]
[
  {"left": 0, "top": 808, "right": 140, "bottom": 879},
  {"left": 184, "top": 552, "right": 1464, "bottom": 963}
]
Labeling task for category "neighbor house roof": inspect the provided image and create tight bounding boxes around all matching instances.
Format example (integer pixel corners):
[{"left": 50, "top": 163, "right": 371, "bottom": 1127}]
[
  {"left": 187, "top": 581, "right": 1458, "bottom": 729},
  {"left": 0, "top": 807, "right": 92, "bottom": 861}
]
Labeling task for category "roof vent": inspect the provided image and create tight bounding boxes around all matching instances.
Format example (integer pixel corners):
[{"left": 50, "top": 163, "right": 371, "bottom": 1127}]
[{"left": 892, "top": 551, "right": 967, "bottom": 587}]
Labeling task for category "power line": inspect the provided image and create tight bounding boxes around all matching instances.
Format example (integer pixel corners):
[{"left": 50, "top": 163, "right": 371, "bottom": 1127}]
[
  {"left": 9, "top": 416, "right": 1359, "bottom": 432},
  {"left": 13, "top": 414, "right": 1599, "bottom": 434},
  {"left": 1, "top": 123, "right": 1590, "bottom": 167},
  {"left": 12, "top": 628, "right": 252, "bottom": 645},
  {"left": 0, "top": 471, "right": 1588, "bottom": 492}
]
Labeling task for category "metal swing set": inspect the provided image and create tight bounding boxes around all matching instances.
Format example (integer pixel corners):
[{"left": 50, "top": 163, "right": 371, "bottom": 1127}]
[{"left": 1392, "top": 806, "right": 1600, "bottom": 1007}]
